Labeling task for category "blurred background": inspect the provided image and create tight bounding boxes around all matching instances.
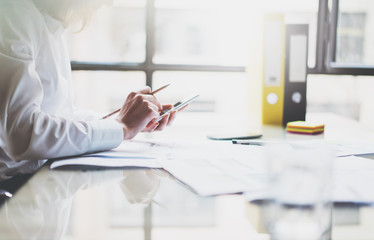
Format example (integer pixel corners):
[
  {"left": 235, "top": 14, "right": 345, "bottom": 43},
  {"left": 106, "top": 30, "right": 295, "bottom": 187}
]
[
  {"left": 65, "top": 0, "right": 374, "bottom": 238},
  {"left": 67, "top": 0, "right": 374, "bottom": 130}
]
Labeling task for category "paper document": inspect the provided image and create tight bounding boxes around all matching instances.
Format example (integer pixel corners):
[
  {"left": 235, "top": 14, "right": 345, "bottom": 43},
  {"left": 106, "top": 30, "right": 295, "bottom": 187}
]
[
  {"left": 51, "top": 139, "right": 268, "bottom": 196},
  {"left": 50, "top": 157, "right": 162, "bottom": 169},
  {"left": 50, "top": 138, "right": 374, "bottom": 203},
  {"left": 331, "top": 155, "right": 374, "bottom": 203},
  {"left": 50, "top": 140, "right": 166, "bottom": 169},
  {"left": 295, "top": 139, "right": 374, "bottom": 157},
  {"left": 245, "top": 155, "right": 374, "bottom": 204},
  {"left": 158, "top": 140, "right": 268, "bottom": 196}
]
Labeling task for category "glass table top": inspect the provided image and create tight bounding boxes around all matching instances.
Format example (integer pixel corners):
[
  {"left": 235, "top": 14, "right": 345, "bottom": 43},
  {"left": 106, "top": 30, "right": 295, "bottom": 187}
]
[
  {"left": 2, "top": 114, "right": 374, "bottom": 240},
  {"left": 0, "top": 165, "right": 265, "bottom": 240}
]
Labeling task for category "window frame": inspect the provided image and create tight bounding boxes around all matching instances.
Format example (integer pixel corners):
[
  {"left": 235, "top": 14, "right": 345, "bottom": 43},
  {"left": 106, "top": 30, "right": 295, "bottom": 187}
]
[
  {"left": 309, "top": 0, "right": 374, "bottom": 75},
  {"left": 71, "top": 0, "right": 246, "bottom": 88},
  {"left": 71, "top": 0, "right": 374, "bottom": 80}
]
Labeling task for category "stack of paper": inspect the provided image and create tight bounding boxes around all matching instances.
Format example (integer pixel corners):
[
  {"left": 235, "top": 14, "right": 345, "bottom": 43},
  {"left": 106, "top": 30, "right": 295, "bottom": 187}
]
[{"left": 286, "top": 121, "right": 324, "bottom": 134}]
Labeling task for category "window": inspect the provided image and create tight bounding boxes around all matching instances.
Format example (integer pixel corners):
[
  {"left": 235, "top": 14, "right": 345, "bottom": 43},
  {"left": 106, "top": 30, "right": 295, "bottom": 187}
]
[
  {"left": 68, "top": 0, "right": 249, "bottom": 122},
  {"left": 312, "top": 0, "right": 374, "bottom": 75},
  {"left": 336, "top": 12, "right": 366, "bottom": 64},
  {"left": 68, "top": 0, "right": 374, "bottom": 122},
  {"left": 68, "top": 0, "right": 321, "bottom": 125}
]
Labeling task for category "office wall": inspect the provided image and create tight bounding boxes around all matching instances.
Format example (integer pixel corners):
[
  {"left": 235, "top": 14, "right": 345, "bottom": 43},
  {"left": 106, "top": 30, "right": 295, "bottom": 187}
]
[{"left": 307, "top": 75, "right": 374, "bottom": 128}]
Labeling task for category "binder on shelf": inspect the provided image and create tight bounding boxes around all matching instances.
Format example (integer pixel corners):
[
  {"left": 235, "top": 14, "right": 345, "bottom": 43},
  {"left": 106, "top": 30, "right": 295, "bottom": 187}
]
[
  {"left": 282, "top": 24, "right": 309, "bottom": 126},
  {"left": 262, "top": 14, "right": 286, "bottom": 125}
]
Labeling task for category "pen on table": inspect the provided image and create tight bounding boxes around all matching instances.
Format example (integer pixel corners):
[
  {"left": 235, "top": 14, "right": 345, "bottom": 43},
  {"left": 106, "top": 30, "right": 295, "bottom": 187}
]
[
  {"left": 102, "top": 83, "right": 170, "bottom": 119},
  {"left": 152, "top": 199, "right": 167, "bottom": 209},
  {"left": 0, "top": 189, "right": 12, "bottom": 199},
  {"left": 232, "top": 140, "right": 268, "bottom": 146}
]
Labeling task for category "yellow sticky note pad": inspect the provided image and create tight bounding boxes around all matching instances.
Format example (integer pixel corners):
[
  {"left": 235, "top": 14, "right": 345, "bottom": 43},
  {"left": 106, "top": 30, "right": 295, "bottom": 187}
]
[{"left": 286, "top": 121, "right": 324, "bottom": 134}]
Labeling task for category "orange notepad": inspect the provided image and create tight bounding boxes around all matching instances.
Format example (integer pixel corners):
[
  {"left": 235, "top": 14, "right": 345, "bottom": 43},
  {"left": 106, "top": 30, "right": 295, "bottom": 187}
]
[{"left": 286, "top": 121, "right": 325, "bottom": 134}]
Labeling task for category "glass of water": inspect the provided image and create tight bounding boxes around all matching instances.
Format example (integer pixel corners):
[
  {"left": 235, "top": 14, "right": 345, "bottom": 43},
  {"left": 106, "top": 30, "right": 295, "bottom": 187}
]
[{"left": 264, "top": 143, "right": 333, "bottom": 240}]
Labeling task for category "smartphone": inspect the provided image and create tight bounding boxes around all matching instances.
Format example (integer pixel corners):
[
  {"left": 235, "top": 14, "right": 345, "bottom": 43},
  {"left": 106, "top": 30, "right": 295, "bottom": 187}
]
[{"left": 158, "top": 94, "right": 200, "bottom": 121}]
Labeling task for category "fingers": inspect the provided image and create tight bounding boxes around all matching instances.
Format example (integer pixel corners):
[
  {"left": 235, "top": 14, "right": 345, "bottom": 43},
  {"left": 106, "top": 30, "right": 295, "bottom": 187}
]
[
  {"left": 130, "top": 88, "right": 162, "bottom": 111},
  {"left": 118, "top": 88, "right": 184, "bottom": 138},
  {"left": 143, "top": 95, "right": 162, "bottom": 110},
  {"left": 153, "top": 104, "right": 177, "bottom": 131},
  {"left": 178, "top": 104, "right": 188, "bottom": 112},
  {"left": 127, "top": 96, "right": 160, "bottom": 121},
  {"left": 138, "top": 86, "right": 151, "bottom": 94},
  {"left": 156, "top": 113, "right": 170, "bottom": 131},
  {"left": 167, "top": 110, "right": 177, "bottom": 126},
  {"left": 143, "top": 119, "right": 159, "bottom": 132},
  {"left": 143, "top": 100, "right": 160, "bottom": 116},
  {"left": 160, "top": 104, "right": 173, "bottom": 114},
  {"left": 116, "top": 91, "right": 162, "bottom": 139}
]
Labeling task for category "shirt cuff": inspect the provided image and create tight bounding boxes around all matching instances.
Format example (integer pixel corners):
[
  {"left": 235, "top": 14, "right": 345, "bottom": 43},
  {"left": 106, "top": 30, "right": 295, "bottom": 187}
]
[{"left": 89, "top": 119, "right": 124, "bottom": 152}]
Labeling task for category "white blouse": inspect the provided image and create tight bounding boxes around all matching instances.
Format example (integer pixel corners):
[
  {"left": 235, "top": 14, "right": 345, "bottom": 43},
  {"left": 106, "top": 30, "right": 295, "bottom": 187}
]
[{"left": 0, "top": 0, "right": 124, "bottom": 180}]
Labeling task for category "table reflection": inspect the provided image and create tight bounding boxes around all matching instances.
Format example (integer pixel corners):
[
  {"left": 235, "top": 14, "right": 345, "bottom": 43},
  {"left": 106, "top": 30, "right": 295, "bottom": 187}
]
[{"left": 0, "top": 167, "right": 164, "bottom": 240}]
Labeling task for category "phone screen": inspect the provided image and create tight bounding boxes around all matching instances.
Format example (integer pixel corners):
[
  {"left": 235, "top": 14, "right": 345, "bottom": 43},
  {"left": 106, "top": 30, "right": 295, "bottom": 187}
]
[{"left": 158, "top": 94, "right": 200, "bottom": 121}]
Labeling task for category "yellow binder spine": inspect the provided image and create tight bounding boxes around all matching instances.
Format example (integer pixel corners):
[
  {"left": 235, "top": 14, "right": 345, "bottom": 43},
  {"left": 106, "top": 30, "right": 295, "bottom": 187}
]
[{"left": 262, "top": 14, "right": 285, "bottom": 125}]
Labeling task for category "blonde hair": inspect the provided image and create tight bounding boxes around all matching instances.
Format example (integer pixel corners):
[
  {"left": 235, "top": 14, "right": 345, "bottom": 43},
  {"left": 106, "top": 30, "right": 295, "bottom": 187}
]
[{"left": 32, "top": 0, "right": 112, "bottom": 30}]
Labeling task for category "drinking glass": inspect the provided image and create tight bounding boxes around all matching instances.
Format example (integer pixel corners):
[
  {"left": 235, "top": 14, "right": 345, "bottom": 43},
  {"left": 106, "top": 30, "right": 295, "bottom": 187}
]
[{"left": 264, "top": 144, "right": 333, "bottom": 240}]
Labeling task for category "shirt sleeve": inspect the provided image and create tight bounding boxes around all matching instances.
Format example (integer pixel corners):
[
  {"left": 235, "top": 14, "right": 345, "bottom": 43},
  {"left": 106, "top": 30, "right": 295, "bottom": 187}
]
[
  {"left": 0, "top": 5, "right": 124, "bottom": 162},
  {"left": 0, "top": 53, "right": 124, "bottom": 161},
  {"left": 72, "top": 107, "right": 103, "bottom": 121}
]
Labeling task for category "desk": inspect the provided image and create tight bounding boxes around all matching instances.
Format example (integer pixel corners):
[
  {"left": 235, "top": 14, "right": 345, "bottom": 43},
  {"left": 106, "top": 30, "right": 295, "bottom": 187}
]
[{"left": 1, "top": 113, "right": 374, "bottom": 240}]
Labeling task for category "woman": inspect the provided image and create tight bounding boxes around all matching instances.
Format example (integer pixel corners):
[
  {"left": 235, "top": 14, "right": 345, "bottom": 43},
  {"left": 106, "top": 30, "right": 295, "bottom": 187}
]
[{"left": 0, "top": 0, "right": 177, "bottom": 181}]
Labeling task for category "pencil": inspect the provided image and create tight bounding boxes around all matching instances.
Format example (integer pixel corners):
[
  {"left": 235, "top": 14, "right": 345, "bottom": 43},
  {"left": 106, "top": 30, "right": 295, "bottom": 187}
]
[
  {"left": 102, "top": 83, "right": 170, "bottom": 119},
  {"left": 149, "top": 83, "right": 170, "bottom": 95}
]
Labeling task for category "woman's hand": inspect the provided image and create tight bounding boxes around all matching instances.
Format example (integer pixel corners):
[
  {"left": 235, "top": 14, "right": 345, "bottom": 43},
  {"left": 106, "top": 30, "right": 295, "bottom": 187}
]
[
  {"left": 150, "top": 103, "right": 188, "bottom": 131},
  {"left": 115, "top": 87, "right": 186, "bottom": 140},
  {"left": 116, "top": 87, "right": 161, "bottom": 140},
  {"left": 146, "top": 104, "right": 176, "bottom": 131}
]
